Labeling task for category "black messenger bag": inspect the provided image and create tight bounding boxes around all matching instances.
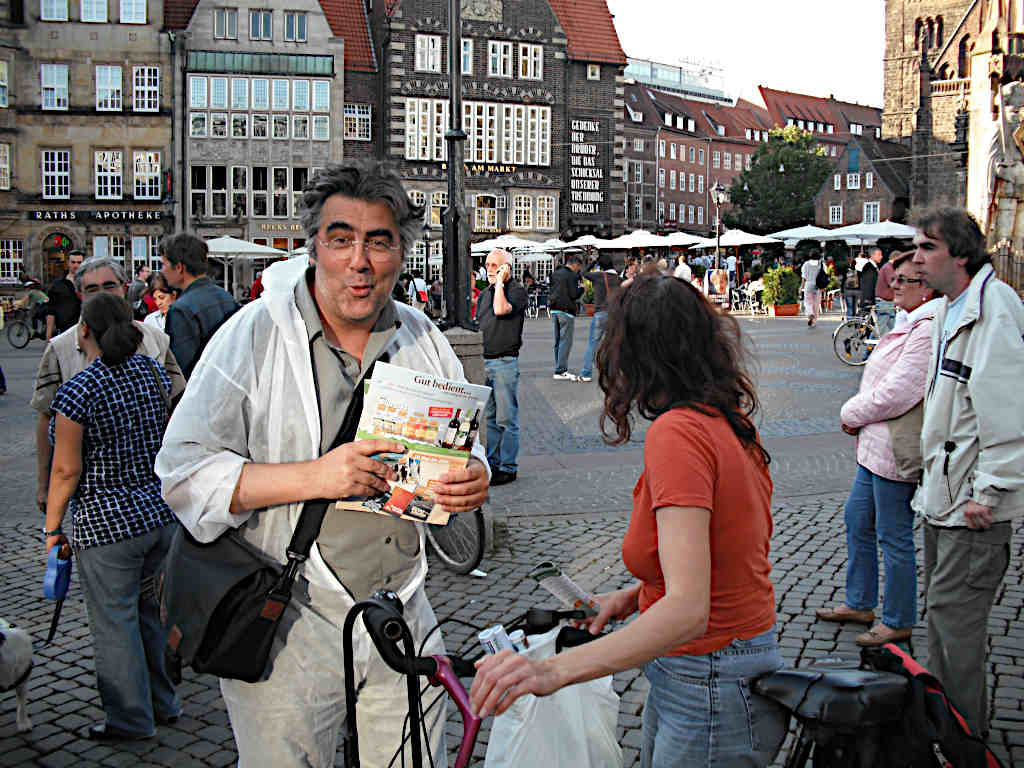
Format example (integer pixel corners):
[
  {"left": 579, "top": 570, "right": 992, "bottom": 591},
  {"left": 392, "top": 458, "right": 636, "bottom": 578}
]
[{"left": 156, "top": 359, "right": 378, "bottom": 684}]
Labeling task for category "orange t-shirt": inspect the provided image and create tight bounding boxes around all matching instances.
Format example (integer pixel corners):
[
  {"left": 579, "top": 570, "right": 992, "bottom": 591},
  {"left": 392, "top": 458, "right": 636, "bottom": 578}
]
[{"left": 621, "top": 407, "right": 776, "bottom": 656}]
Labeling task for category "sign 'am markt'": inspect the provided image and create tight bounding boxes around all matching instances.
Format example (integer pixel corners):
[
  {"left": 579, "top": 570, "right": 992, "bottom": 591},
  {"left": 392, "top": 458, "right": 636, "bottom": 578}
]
[{"left": 569, "top": 119, "right": 605, "bottom": 217}]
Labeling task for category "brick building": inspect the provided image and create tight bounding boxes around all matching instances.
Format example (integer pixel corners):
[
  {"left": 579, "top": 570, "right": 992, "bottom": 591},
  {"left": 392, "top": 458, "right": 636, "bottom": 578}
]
[
  {"left": 882, "top": 1, "right": 977, "bottom": 210},
  {"left": 813, "top": 136, "right": 911, "bottom": 227},
  {"left": 1, "top": 0, "right": 174, "bottom": 285},
  {"left": 165, "top": 0, "right": 350, "bottom": 257}
]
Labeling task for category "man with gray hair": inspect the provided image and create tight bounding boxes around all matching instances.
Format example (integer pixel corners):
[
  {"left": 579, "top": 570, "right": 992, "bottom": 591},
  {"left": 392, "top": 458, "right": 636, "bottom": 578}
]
[
  {"left": 31, "top": 255, "right": 184, "bottom": 513},
  {"left": 157, "top": 161, "right": 490, "bottom": 767}
]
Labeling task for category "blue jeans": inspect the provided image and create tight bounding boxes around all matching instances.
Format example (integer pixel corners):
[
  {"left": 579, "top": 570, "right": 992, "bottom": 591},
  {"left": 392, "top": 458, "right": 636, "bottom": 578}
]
[
  {"left": 844, "top": 291, "right": 859, "bottom": 319},
  {"left": 578, "top": 311, "right": 607, "bottom": 379},
  {"left": 484, "top": 356, "right": 520, "bottom": 473},
  {"left": 551, "top": 310, "right": 575, "bottom": 374},
  {"left": 844, "top": 464, "right": 917, "bottom": 628},
  {"left": 76, "top": 523, "right": 182, "bottom": 735},
  {"left": 874, "top": 299, "right": 896, "bottom": 337},
  {"left": 641, "top": 628, "right": 787, "bottom": 767}
]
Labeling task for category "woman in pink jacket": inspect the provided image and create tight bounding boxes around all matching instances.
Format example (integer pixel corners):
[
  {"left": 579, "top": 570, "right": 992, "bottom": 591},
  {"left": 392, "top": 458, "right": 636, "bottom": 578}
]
[{"left": 816, "top": 251, "right": 938, "bottom": 646}]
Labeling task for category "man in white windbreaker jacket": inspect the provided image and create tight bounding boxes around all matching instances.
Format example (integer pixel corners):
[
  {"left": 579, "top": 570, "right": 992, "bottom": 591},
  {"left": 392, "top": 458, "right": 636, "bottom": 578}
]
[
  {"left": 911, "top": 207, "right": 1024, "bottom": 737},
  {"left": 156, "top": 162, "right": 490, "bottom": 767}
]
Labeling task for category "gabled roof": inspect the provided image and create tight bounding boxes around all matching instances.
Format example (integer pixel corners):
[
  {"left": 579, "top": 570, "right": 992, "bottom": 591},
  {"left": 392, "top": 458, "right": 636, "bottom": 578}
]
[
  {"left": 625, "top": 85, "right": 773, "bottom": 143},
  {"left": 163, "top": 0, "right": 376, "bottom": 71},
  {"left": 758, "top": 85, "right": 882, "bottom": 140},
  {"left": 547, "top": 0, "right": 626, "bottom": 65},
  {"left": 859, "top": 137, "right": 910, "bottom": 198}
]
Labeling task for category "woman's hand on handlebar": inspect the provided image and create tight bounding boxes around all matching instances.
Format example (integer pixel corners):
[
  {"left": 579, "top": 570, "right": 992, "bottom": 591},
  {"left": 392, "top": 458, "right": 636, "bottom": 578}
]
[
  {"left": 578, "top": 584, "right": 641, "bottom": 634},
  {"left": 470, "top": 651, "right": 561, "bottom": 718}
]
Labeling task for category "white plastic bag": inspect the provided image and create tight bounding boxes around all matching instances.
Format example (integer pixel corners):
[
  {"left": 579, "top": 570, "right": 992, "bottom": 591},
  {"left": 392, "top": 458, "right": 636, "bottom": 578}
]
[{"left": 483, "top": 627, "right": 623, "bottom": 768}]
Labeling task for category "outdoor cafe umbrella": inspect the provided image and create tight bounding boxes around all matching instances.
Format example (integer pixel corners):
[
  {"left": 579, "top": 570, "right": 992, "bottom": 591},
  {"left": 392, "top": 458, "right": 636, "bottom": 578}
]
[
  {"left": 205, "top": 236, "right": 288, "bottom": 291},
  {"left": 689, "top": 229, "right": 781, "bottom": 248},
  {"left": 766, "top": 224, "right": 832, "bottom": 242},
  {"left": 818, "top": 220, "right": 916, "bottom": 242},
  {"left": 470, "top": 234, "right": 542, "bottom": 253}
]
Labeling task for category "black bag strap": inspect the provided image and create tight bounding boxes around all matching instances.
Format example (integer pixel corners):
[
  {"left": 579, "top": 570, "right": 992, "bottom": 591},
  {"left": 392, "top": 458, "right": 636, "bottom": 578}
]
[
  {"left": 143, "top": 354, "right": 172, "bottom": 425},
  {"left": 282, "top": 352, "right": 390, "bottom": 564}
]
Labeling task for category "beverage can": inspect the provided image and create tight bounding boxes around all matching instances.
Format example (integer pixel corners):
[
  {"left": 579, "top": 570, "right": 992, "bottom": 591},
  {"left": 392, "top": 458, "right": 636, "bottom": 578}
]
[{"left": 508, "top": 629, "right": 526, "bottom": 652}]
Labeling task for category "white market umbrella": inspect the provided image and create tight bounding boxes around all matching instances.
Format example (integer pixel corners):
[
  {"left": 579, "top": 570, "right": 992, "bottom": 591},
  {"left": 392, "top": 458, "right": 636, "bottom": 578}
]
[
  {"left": 662, "top": 231, "right": 706, "bottom": 247},
  {"left": 819, "top": 220, "right": 916, "bottom": 241},
  {"left": 470, "top": 234, "right": 542, "bottom": 253},
  {"left": 766, "top": 224, "right": 832, "bottom": 241},
  {"left": 563, "top": 234, "right": 609, "bottom": 249},
  {"left": 204, "top": 236, "right": 287, "bottom": 291},
  {"left": 716, "top": 229, "right": 781, "bottom": 248},
  {"left": 597, "top": 229, "right": 670, "bottom": 249}
]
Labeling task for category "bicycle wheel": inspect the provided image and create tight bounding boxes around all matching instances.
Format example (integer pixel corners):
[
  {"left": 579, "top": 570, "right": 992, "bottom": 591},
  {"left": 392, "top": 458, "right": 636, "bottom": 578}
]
[
  {"left": 425, "top": 508, "right": 485, "bottom": 575},
  {"left": 832, "top": 319, "right": 874, "bottom": 366},
  {"left": 7, "top": 320, "right": 30, "bottom": 349}
]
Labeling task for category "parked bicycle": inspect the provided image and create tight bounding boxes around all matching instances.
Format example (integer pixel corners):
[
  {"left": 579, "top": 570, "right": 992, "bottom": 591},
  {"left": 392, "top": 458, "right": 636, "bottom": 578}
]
[
  {"left": 424, "top": 507, "right": 486, "bottom": 575},
  {"left": 525, "top": 286, "right": 548, "bottom": 319},
  {"left": 4, "top": 306, "right": 47, "bottom": 349},
  {"left": 832, "top": 305, "right": 881, "bottom": 366}
]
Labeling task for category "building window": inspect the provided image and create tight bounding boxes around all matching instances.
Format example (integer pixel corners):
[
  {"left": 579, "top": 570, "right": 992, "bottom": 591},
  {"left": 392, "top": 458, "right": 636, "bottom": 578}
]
[
  {"left": 687, "top": 205, "right": 695, "bottom": 224},
  {"left": 231, "top": 113, "right": 248, "bottom": 137},
  {"left": 463, "top": 101, "right": 497, "bottom": 163},
  {"left": 658, "top": 168, "right": 665, "bottom": 188},
  {"left": 487, "top": 40, "right": 513, "bottom": 77},
  {"left": 252, "top": 113, "right": 268, "bottom": 138},
  {"left": 416, "top": 35, "right": 443, "bottom": 73},
  {"left": 272, "top": 114, "right": 288, "bottom": 138},
  {"left": 667, "top": 202, "right": 675, "bottom": 221},
  {"left": 831, "top": 145, "right": 837, "bottom": 157},
  {"left": 659, "top": 139, "right": 665, "bottom": 157},
  {"left": 698, "top": 148, "right": 705, "bottom": 165},
  {"left": 492, "top": 102, "right": 550, "bottom": 165},
  {"left": 632, "top": 161, "right": 641, "bottom": 183},
  {"left": 745, "top": 128, "right": 751, "bottom": 140},
  {"left": 863, "top": 201, "right": 880, "bottom": 224},
  {"left": 284, "top": 11, "right": 306, "bottom": 42},
  {"left": 0, "top": 61, "right": 7, "bottom": 107},
  {"left": 537, "top": 195, "right": 555, "bottom": 230},
  {"left": 723, "top": 153, "right": 731, "bottom": 170},
  {"left": 0, "top": 240, "right": 23, "bottom": 284},
  {"left": 0, "top": 143, "right": 8, "bottom": 188},
  {"left": 292, "top": 114, "right": 309, "bottom": 139},
  {"left": 42, "top": 0, "right": 68, "bottom": 20},
  {"left": 253, "top": 78, "right": 269, "bottom": 110},
  {"left": 512, "top": 195, "right": 532, "bottom": 229},
  {"left": 210, "top": 112, "right": 227, "bottom": 138},
  {"left": 688, "top": 173, "right": 695, "bottom": 193},
  {"left": 633, "top": 196, "right": 642, "bottom": 220},
  {"left": 210, "top": 76, "right": 228, "bottom": 108},
  {"left": 229, "top": 168, "right": 247, "bottom": 217},
  {"left": 587, "top": 64, "right": 600, "bottom": 80},
  {"left": 834, "top": 174, "right": 841, "bottom": 190},
  {"left": 292, "top": 79, "right": 309, "bottom": 111},
  {"left": 829, "top": 204, "right": 843, "bottom": 225},
  {"left": 475, "top": 195, "right": 497, "bottom": 231},
  {"left": 697, "top": 206, "right": 704, "bottom": 225},
  {"left": 745, "top": 155, "right": 751, "bottom": 171},
  {"left": 214, "top": 8, "right": 237, "bottom": 39},
  {"left": 82, "top": 0, "right": 107, "bottom": 22},
  {"left": 132, "top": 66, "right": 159, "bottom": 111},
  {"left": 658, "top": 200, "right": 665, "bottom": 221},
  {"left": 344, "top": 104, "right": 371, "bottom": 140},
  {"left": 865, "top": 172, "right": 874, "bottom": 189},
  {"left": 96, "top": 65, "right": 122, "bottom": 110},
  {"left": 190, "top": 75, "right": 207, "bottom": 108},
  {"left": 734, "top": 153, "right": 741, "bottom": 171},
  {"left": 250, "top": 9, "right": 272, "bottom": 40},
  {"left": 669, "top": 169, "right": 676, "bottom": 190},
  {"left": 231, "top": 78, "right": 248, "bottom": 109},
  {"left": 686, "top": 146, "right": 693, "bottom": 163},
  {"left": 406, "top": 98, "right": 449, "bottom": 161},
  {"left": 133, "top": 150, "right": 160, "bottom": 199},
  {"left": 712, "top": 151, "right": 720, "bottom": 169},
  {"left": 633, "top": 138, "right": 643, "bottom": 152},
  {"left": 430, "top": 191, "right": 447, "bottom": 227},
  {"left": 312, "top": 80, "right": 329, "bottom": 112},
  {"left": 290, "top": 167, "right": 307, "bottom": 216},
  {"left": 42, "top": 64, "right": 70, "bottom": 110},
  {"left": 847, "top": 172, "right": 860, "bottom": 189},
  {"left": 251, "top": 166, "right": 268, "bottom": 216},
  {"left": 272, "top": 79, "right": 288, "bottom": 110},
  {"left": 312, "top": 114, "right": 329, "bottom": 140},
  {"left": 119, "top": 0, "right": 145, "bottom": 23},
  {"left": 518, "top": 43, "right": 542, "bottom": 80},
  {"left": 92, "top": 235, "right": 127, "bottom": 265},
  {"left": 95, "top": 150, "right": 122, "bottom": 199},
  {"left": 42, "top": 149, "right": 71, "bottom": 199},
  {"left": 190, "top": 112, "right": 208, "bottom": 137},
  {"left": 408, "top": 189, "right": 425, "bottom": 207},
  {"left": 461, "top": 38, "right": 473, "bottom": 75},
  {"left": 697, "top": 175, "right": 704, "bottom": 193},
  {"left": 669, "top": 143, "right": 676, "bottom": 160}
]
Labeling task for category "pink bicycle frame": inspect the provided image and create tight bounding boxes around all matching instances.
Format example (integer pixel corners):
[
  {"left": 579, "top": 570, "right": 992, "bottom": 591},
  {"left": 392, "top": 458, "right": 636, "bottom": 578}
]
[{"left": 429, "top": 655, "right": 482, "bottom": 768}]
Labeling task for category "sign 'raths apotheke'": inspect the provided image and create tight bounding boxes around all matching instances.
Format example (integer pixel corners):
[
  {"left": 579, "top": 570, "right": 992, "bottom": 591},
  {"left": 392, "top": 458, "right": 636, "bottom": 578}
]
[
  {"left": 28, "top": 210, "right": 165, "bottom": 222},
  {"left": 569, "top": 119, "right": 606, "bottom": 218}
]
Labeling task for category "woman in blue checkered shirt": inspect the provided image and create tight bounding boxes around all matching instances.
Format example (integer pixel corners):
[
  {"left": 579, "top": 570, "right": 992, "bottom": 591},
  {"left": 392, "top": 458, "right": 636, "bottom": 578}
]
[{"left": 43, "top": 292, "right": 181, "bottom": 743}]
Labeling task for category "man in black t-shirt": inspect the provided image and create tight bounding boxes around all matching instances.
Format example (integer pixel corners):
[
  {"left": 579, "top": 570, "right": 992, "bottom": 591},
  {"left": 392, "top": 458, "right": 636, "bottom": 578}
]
[
  {"left": 476, "top": 249, "right": 528, "bottom": 486},
  {"left": 45, "top": 249, "right": 84, "bottom": 340}
]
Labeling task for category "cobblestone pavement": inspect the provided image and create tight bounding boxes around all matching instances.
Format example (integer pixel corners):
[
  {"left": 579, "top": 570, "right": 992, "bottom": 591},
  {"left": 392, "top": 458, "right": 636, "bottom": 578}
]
[{"left": 1, "top": 313, "right": 1021, "bottom": 766}]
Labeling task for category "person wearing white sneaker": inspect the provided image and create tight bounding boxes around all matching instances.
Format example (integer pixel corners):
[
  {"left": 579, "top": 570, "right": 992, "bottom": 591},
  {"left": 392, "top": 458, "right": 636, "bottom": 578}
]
[{"left": 549, "top": 253, "right": 584, "bottom": 379}]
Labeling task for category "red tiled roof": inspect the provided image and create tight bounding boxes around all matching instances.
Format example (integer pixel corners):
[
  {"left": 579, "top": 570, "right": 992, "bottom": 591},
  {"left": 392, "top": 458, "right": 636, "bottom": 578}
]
[
  {"left": 758, "top": 85, "right": 882, "bottom": 137},
  {"left": 162, "top": 0, "right": 376, "bottom": 72},
  {"left": 320, "top": 0, "right": 376, "bottom": 72},
  {"left": 547, "top": 0, "right": 626, "bottom": 64}
]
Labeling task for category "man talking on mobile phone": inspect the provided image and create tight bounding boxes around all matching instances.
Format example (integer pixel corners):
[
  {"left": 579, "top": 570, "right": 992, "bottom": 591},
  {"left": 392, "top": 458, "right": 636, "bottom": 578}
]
[{"left": 476, "top": 249, "right": 528, "bottom": 486}]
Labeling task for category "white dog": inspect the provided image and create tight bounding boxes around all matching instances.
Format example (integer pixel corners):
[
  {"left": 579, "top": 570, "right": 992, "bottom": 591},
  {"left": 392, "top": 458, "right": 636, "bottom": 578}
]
[{"left": 0, "top": 618, "right": 33, "bottom": 732}]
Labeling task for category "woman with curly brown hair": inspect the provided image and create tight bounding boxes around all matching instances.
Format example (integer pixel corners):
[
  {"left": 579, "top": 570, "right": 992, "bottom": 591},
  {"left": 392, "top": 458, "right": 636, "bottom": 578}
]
[{"left": 471, "top": 275, "right": 787, "bottom": 767}]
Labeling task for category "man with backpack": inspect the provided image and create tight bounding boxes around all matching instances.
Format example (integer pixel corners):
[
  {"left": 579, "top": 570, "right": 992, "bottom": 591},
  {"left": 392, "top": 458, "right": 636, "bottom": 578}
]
[{"left": 160, "top": 233, "right": 240, "bottom": 379}]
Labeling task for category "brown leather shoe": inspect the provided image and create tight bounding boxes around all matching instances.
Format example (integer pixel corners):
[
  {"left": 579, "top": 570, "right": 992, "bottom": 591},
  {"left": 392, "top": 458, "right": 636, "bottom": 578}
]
[
  {"left": 855, "top": 625, "right": 913, "bottom": 647},
  {"left": 814, "top": 605, "right": 875, "bottom": 625}
]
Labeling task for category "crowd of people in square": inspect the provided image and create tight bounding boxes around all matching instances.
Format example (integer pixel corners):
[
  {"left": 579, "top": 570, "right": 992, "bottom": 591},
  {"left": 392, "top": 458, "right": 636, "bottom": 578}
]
[{"left": 12, "top": 157, "right": 1023, "bottom": 767}]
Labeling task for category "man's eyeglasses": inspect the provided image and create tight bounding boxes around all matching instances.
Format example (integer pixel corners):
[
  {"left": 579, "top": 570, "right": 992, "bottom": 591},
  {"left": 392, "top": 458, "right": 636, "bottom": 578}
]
[
  {"left": 81, "top": 281, "right": 122, "bottom": 294},
  {"left": 317, "top": 235, "right": 401, "bottom": 261},
  {"left": 889, "top": 275, "right": 924, "bottom": 287}
]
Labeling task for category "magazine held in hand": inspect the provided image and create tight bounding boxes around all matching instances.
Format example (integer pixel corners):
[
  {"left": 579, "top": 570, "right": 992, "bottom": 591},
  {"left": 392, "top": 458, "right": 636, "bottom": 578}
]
[{"left": 335, "top": 362, "right": 491, "bottom": 525}]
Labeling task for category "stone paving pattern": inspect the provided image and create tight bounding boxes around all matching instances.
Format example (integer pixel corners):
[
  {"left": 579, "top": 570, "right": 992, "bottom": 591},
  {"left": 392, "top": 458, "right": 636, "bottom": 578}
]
[{"left": 1, "top": 314, "right": 1021, "bottom": 766}]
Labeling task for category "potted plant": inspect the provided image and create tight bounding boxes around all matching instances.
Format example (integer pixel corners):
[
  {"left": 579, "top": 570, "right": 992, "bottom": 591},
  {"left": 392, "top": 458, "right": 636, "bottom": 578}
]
[
  {"left": 581, "top": 278, "right": 595, "bottom": 316},
  {"left": 762, "top": 266, "right": 800, "bottom": 317}
]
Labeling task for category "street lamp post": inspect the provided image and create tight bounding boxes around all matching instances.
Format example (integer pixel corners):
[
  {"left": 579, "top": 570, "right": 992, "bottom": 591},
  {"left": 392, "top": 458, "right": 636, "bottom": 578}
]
[
  {"left": 710, "top": 181, "right": 727, "bottom": 270},
  {"left": 442, "top": 0, "right": 470, "bottom": 329}
]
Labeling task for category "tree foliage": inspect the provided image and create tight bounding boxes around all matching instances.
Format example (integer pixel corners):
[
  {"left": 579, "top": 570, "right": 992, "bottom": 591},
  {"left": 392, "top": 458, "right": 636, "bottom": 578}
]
[{"left": 723, "top": 126, "right": 833, "bottom": 234}]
